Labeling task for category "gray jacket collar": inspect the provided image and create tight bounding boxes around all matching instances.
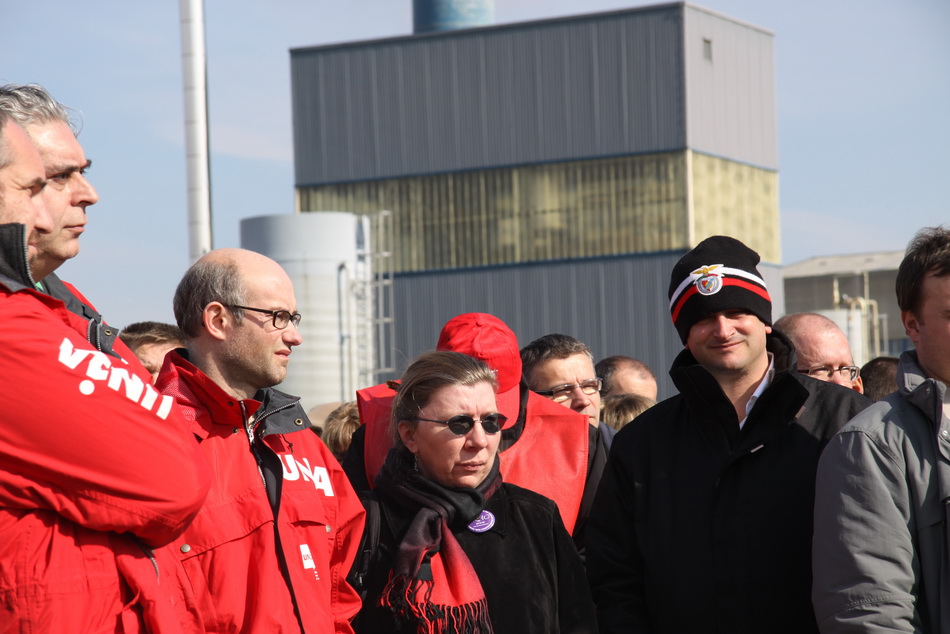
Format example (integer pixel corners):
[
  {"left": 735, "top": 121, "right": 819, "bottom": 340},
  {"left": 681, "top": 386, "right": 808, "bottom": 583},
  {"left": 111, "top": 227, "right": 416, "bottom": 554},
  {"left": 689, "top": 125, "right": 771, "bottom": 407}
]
[{"left": 899, "top": 349, "right": 950, "bottom": 462}]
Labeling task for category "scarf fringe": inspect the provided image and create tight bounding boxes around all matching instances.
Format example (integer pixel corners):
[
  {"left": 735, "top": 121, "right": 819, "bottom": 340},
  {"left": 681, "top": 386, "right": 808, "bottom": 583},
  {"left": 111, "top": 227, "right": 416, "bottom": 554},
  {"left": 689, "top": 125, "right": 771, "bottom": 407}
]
[{"left": 379, "top": 574, "right": 493, "bottom": 634}]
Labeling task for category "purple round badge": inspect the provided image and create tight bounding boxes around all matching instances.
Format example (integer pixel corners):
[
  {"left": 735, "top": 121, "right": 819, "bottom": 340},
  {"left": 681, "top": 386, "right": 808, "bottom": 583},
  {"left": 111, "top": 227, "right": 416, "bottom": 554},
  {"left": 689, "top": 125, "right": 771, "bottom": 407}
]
[{"left": 467, "top": 510, "right": 495, "bottom": 533}]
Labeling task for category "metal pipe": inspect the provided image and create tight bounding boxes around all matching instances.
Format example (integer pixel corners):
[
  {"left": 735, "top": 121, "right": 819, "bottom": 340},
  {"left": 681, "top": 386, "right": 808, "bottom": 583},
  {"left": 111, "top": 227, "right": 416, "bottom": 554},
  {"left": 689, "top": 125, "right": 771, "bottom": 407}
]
[
  {"left": 337, "top": 262, "right": 352, "bottom": 402},
  {"left": 179, "top": 0, "right": 213, "bottom": 261}
]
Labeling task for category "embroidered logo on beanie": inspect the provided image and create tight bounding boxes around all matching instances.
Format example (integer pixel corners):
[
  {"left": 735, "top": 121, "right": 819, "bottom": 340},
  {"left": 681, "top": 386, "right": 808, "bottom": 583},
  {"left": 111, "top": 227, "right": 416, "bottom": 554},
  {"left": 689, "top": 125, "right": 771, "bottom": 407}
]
[{"left": 693, "top": 265, "right": 724, "bottom": 295}]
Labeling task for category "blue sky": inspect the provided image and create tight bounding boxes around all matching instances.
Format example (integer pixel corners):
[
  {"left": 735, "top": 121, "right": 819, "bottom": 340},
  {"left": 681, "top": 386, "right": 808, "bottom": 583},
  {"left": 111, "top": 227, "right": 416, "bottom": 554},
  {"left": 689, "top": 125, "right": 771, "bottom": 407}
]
[{"left": 3, "top": 0, "right": 948, "bottom": 328}]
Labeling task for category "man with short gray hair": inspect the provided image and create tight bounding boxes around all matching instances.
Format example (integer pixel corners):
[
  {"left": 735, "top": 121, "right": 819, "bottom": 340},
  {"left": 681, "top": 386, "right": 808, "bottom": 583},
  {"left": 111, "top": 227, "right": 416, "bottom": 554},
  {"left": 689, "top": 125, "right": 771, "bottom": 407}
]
[
  {"left": 0, "top": 85, "right": 121, "bottom": 354},
  {"left": 0, "top": 84, "right": 97, "bottom": 283},
  {"left": 0, "top": 97, "right": 210, "bottom": 632}
]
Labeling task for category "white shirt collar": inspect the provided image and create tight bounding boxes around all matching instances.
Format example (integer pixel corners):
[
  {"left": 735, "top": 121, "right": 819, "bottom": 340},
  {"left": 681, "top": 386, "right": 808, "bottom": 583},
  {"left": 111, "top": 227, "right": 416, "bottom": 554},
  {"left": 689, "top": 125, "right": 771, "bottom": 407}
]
[{"left": 739, "top": 353, "right": 775, "bottom": 430}]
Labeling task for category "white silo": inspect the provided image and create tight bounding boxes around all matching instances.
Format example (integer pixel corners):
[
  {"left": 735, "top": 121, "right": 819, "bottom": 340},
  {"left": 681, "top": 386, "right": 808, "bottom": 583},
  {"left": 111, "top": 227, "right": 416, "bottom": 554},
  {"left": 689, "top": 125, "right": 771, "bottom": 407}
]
[{"left": 240, "top": 213, "right": 373, "bottom": 410}]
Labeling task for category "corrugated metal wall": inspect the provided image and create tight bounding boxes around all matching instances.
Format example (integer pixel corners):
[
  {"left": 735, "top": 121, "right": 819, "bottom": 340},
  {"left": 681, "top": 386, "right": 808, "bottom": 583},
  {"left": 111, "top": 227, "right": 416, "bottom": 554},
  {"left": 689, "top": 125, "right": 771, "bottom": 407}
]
[
  {"left": 683, "top": 5, "right": 777, "bottom": 169},
  {"left": 291, "top": 4, "right": 776, "bottom": 187},
  {"left": 384, "top": 251, "right": 785, "bottom": 400},
  {"left": 291, "top": 5, "right": 689, "bottom": 186}
]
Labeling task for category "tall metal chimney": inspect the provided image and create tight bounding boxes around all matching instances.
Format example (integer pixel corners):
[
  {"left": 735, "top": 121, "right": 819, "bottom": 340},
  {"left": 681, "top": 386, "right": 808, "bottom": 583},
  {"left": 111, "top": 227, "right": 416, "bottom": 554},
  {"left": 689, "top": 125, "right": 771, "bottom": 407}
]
[
  {"left": 179, "top": 0, "right": 213, "bottom": 262},
  {"left": 413, "top": 0, "right": 494, "bottom": 34}
]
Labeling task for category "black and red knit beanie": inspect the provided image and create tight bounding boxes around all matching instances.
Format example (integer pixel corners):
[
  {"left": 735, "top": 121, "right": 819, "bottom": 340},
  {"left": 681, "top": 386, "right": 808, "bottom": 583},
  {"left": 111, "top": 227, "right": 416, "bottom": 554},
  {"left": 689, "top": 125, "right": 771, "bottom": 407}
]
[{"left": 667, "top": 235, "right": 772, "bottom": 344}]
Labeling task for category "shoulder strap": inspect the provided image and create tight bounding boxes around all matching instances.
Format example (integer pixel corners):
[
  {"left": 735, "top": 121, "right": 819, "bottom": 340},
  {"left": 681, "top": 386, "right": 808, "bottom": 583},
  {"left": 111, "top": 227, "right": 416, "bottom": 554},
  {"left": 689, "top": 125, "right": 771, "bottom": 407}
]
[{"left": 350, "top": 491, "right": 381, "bottom": 600}]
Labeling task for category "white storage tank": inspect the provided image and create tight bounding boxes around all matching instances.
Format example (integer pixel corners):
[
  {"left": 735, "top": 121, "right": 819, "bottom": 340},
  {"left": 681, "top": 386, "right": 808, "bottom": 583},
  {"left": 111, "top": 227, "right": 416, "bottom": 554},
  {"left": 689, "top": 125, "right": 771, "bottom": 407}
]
[{"left": 240, "top": 212, "right": 372, "bottom": 411}]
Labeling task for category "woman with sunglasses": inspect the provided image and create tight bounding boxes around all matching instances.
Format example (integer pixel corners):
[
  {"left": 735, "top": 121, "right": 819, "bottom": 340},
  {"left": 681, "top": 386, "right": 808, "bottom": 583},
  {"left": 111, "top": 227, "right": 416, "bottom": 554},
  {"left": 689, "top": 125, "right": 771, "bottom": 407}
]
[{"left": 352, "top": 350, "right": 596, "bottom": 633}]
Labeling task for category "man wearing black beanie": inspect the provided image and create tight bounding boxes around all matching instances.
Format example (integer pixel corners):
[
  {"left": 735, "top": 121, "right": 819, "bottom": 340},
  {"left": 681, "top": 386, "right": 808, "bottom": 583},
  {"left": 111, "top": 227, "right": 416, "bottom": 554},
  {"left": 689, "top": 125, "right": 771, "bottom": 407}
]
[{"left": 587, "top": 235, "right": 870, "bottom": 634}]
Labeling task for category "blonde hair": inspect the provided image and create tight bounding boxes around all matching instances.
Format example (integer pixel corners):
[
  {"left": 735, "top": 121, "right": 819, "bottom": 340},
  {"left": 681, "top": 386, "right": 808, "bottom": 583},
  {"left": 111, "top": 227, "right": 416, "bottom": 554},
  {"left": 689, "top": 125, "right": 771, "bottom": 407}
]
[
  {"left": 601, "top": 393, "right": 656, "bottom": 431},
  {"left": 322, "top": 401, "right": 361, "bottom": 462}
]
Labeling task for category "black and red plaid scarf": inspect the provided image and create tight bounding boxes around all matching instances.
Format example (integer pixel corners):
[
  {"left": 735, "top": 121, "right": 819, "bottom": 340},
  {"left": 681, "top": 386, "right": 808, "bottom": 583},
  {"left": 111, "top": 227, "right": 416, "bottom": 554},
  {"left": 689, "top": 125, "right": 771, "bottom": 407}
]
[{"left": 374, "top": 447, "right": 502, "bottom": 634}]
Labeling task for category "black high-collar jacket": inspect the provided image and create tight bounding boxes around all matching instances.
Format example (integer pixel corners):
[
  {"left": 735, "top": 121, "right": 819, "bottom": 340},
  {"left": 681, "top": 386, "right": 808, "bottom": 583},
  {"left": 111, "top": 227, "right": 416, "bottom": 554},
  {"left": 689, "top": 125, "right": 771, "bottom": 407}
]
[{"left": 587, "top": 332, "right": 871, "bottom": 634}]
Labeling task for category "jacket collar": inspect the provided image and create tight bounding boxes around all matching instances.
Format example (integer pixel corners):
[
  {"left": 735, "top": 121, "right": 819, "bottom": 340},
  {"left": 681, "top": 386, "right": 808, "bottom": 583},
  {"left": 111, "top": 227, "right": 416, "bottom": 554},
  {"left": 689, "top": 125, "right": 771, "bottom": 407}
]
[
  {"left": 898, "top": 350, "right": 948, "bottom": 433},
  {"left": 0, "top": 223, "right": 35, "bottom": 291},
  {"left": 159, "top": 350, "right": 308, "bottom": 439},
  {"left": 40, "top": 272, "right": 103, "bottom": 322},
  {"left": 669, "top": 331, "right": 808, "bottom": 453},
  {"left": 160, "top": 350, "right": 260, "bottom": 438}
]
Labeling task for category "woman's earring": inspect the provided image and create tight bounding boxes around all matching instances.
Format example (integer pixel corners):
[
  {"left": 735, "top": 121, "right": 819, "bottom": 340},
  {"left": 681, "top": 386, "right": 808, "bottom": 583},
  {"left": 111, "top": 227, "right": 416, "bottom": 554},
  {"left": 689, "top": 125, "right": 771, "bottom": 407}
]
[{"left": 413, "top": 454, "right": 420, "bottom": 473}]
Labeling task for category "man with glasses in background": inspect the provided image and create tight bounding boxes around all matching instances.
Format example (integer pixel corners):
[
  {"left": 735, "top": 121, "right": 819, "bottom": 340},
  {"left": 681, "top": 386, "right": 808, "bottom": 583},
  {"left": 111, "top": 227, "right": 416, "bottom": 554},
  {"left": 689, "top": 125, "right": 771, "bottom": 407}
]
[
  {"left": 521, "top": 333, "right": 615, "bottom": 448},
  {"left": 519, "top": 333, "right": 612, "bottom": 560},
  {"left": 156, "top": 247, "right": 365, "bottom": 633},
  {"left": 773, "top": 312, "right": 864, "bottom": 393}
]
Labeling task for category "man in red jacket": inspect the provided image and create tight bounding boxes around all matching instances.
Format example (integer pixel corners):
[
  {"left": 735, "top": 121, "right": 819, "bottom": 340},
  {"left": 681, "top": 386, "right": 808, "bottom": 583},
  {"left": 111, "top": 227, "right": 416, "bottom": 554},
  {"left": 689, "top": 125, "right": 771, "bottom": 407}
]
[
  {"left": 0, "top": 84, "right": 134, "bottom": 354},
  {"left": 157, "top": 248, "right": 365, "bottom": 633},
  {"left": 0, "top": 106, "right": 212, "bottom": 632}
]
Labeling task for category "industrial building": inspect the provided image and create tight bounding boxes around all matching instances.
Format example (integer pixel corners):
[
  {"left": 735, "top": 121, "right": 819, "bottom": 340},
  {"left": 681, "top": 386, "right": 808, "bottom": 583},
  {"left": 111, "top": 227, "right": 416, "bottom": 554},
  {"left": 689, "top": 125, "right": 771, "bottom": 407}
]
[
  {"left": 783, "top": 250, "right": 908, "bottom": 364},
  {"left": 285, "top": 2, "right": 782, "bottom": 400}
]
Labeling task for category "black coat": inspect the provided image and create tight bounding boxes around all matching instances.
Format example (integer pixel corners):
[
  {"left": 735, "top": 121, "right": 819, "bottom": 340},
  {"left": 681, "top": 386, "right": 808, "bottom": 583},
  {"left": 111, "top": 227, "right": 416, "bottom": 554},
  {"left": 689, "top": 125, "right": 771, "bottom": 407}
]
[
  {"left": 586, "top": 333, "right": 870, "bottom": 634},
  {"left": 354, "top": 482, "right": 598, "bottom": 633}
]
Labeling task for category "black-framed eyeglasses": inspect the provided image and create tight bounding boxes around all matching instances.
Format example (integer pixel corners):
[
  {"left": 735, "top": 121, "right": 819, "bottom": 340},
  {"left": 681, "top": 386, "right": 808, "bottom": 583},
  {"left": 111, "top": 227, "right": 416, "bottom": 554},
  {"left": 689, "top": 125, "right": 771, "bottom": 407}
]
[
  {"left": 533, "top": 378, "right": 603, "bottom": 403},
  {"left": 799, "top": 365, "right": 860, "bottom": 382},
  {"left": 410, "top": 413, "right": 507, "bottom": 436},
  {"left": 228, "top": 305, "right": 302, "bottom": 329}
]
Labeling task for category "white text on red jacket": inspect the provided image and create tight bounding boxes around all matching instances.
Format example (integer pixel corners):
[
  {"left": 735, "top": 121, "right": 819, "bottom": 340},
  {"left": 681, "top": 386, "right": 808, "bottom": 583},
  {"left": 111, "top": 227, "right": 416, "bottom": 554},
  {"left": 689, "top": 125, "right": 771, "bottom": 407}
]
[
  {"left": 57, "top": 337, "right": 175, "bottom": 420},
  {"left": 280, "top": 455, "right": 335, "bottom": 496}
]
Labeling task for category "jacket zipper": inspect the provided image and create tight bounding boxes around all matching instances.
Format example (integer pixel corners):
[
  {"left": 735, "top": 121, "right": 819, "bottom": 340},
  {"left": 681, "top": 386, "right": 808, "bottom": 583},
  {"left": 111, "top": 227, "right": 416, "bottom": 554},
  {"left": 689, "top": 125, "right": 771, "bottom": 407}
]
[
  {"left": 242, "top": 400, "right": 297, "bottom": 488},
  {"left": 251, "top": 398, "right": 308, "bottom": 634},
  {"left": 134, "top": 539, "right": 161, "bottom": 582},
  {"left": 241, "top": 401, "right": 268, "bottom": 488},
  {"left": 18, "top": 226, "right": 36, "bottom": 288}
]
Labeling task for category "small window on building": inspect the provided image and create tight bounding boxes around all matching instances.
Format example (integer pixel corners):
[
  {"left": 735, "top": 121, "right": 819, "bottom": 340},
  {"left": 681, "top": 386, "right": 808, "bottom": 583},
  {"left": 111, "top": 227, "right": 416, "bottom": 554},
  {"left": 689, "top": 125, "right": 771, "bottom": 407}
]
[{"left": 703, "top": 38, "right": 713, "bottom": 62}]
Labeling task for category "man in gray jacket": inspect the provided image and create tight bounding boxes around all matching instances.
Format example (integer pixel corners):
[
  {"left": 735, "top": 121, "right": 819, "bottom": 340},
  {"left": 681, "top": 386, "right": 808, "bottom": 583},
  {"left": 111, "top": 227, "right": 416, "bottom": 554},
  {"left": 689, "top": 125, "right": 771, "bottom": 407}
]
[{"left": 813, "top": 225, "right": 950, "bottom": 633}]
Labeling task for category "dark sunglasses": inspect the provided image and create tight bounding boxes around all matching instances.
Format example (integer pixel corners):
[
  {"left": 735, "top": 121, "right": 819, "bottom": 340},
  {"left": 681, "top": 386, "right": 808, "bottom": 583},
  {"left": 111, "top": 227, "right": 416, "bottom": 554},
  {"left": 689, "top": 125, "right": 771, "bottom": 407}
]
[{"left": 410, "top": 413, "right": 507, "bottom": 436}]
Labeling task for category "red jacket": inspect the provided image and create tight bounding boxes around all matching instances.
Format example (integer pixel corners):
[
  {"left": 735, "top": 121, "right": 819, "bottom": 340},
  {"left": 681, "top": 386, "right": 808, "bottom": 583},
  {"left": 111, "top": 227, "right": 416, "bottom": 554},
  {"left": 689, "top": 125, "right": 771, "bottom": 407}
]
[
  {"left": 157, "top": 351, "right": 365, "bottom": 633},
  {"left": 0, "top": 224, "right": 211, "bottom": 633}
]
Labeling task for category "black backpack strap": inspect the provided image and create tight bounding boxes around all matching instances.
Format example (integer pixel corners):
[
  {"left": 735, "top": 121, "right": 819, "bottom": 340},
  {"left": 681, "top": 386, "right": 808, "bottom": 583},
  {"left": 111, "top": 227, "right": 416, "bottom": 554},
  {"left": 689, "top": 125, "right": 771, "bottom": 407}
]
[{"left": 350, "top": 490, "right": 381, "bottom": 601}]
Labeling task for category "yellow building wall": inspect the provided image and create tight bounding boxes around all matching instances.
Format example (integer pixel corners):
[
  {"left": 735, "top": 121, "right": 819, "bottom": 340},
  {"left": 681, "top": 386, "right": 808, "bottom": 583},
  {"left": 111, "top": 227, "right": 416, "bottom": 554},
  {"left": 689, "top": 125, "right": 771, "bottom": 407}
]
[
  {"left": 297, "top": 153, "right": 690, "bottom": 273},
  {"left": 690, "top": 152, "right": 780, "bottom": 263},
  {"left": 296, "top": 151, "right": 778, "bottom": 272}
]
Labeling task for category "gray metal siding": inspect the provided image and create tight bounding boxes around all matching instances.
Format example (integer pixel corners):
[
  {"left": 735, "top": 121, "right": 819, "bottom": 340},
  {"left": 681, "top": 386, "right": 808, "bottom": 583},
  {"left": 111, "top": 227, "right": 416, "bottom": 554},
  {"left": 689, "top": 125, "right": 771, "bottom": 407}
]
[
  {"left": 683, "top": 5, "right": 777, "bottom": 168},
  {"left": 291, "top": 6, "right": 691, "bottom": 186}
]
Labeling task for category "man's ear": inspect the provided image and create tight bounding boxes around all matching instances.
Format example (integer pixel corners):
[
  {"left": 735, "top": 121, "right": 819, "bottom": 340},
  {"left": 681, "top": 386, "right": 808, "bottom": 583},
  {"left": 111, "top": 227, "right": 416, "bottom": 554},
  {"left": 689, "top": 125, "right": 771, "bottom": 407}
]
[
  {"left": 902, "top": 309, "right": 922, "bottom": 347},
  {"left": 203, "top": 302, "right": 230, "bottom": 341},
  {"left": 852, "top": 375, "right": 865, "bottom": 395}
]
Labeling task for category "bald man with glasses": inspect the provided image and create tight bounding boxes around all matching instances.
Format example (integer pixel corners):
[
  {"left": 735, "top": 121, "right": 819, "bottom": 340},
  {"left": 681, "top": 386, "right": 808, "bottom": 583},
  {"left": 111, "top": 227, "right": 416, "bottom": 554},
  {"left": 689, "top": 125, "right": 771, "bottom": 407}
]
[
  {"left": 155, "top": 247, "right": 365, "bottom": 633},
  {"left": 773, "top": 312, "right": 864, "bottom": 394}
]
